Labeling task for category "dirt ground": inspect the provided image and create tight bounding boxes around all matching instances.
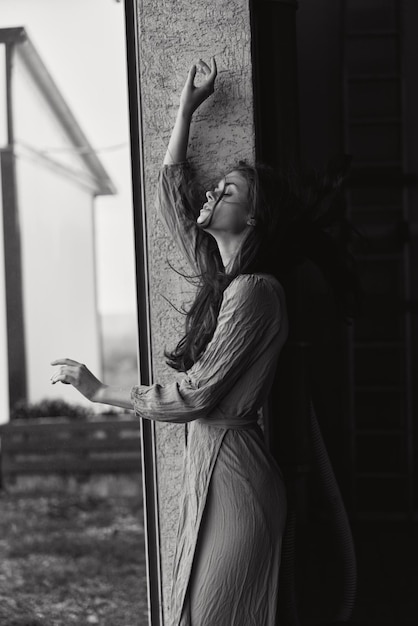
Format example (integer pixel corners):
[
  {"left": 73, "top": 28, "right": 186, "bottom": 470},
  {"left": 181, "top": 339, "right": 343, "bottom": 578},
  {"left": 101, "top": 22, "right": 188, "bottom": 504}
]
[{"left": 0, "top": 491, "right": 148, "bottom": 626}]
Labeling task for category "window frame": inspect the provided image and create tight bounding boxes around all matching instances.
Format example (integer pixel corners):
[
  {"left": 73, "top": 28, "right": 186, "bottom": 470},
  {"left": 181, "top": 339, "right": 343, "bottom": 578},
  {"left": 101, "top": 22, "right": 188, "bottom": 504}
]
[{"left": 123, "top": 1, "right": 163, "bottom": 624}]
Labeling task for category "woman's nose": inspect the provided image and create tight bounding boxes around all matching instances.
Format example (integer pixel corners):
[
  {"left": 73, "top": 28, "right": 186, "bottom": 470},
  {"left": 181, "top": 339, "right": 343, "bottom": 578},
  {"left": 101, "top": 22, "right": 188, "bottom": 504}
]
[{"left": 206, "top": 190, "right": 215, "bottom": 201}]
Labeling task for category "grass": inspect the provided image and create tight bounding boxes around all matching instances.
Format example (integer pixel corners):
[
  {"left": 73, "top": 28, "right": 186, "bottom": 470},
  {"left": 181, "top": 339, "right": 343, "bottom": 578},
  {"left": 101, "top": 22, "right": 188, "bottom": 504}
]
[{"left": 0, "top": 491, "right": 148, "bottom": 626}]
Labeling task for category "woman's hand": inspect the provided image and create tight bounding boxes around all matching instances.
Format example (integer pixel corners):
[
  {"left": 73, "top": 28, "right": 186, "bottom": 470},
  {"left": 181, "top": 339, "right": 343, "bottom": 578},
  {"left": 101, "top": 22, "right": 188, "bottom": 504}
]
[
  {"left": 163, "top": 57, "right": 217, "bottom": 165},
  {"left": 179, "top": 57, "right": 217, "bottom": 117},
  {"left": 50, "top": 358, "right": 105, "bottom": 403}
]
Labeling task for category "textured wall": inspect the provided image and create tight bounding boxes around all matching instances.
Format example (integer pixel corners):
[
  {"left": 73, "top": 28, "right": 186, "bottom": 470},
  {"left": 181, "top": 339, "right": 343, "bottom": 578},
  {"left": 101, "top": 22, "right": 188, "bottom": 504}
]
[{"left": 136, "top": 0, "right": 255, "bottom": 619}]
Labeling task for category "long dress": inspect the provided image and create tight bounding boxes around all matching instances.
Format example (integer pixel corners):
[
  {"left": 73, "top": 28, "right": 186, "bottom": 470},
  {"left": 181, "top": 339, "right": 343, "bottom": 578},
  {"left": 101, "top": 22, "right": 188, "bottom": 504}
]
[{"left": 130, "top": 162, "right": 289, "bottom": 626}]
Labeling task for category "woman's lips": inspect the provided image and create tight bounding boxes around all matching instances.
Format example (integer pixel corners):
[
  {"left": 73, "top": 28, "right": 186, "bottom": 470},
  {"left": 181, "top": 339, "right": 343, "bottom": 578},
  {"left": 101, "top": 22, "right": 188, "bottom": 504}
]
[{"left": 197, "top": 204, "right": 213, "bottom": 226}]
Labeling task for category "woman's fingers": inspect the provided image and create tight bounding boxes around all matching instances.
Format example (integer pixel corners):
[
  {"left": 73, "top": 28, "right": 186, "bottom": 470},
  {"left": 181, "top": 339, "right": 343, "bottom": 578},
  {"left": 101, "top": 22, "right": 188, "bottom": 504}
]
[
  {"left": 51, "top": 358, "right": 82, "bottom": 367},
  {"left": 186, "top": 63, "right": 197, "bottom": 87},
  {"left": 51, "top": 374, "right": 71, "bottom": 385},
  {"left": 207, "top": 57, "right": 217, "bottom": 82},
  {"left": 197, "top": 57, "right": 217, "bottom": 82},
  {"left": 197, "top": 58, "right": 211, "bottom": 75},
  {"left": 50, "top": 359, "right": 103, "bottom": 402},
  {"left": 50, "top": 359, "right": 77, "bottom": 385},
  {"left": 50, "top": 360, "right": 85, "bottom": 386},
  {"left": 50, "top": 364, "right": 78, "bottom": 385},
  {"left": 179, "top": 57, "right": 217, "bottom": 115},
  {"left": 209, "top": 56, "right": 217, "bottom": 80}
]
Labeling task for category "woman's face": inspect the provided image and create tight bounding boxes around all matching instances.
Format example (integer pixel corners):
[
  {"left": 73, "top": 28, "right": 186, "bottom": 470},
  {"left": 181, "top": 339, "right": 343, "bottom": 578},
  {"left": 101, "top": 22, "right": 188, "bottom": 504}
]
[{"left": 197, "top": 171, "right": 251, "bottom": 235}]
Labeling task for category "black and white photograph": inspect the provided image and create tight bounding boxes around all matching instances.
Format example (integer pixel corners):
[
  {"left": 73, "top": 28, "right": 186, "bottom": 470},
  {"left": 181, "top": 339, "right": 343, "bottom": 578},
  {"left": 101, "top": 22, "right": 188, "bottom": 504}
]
[{"left": 0, "top": 1, "right": 417, "bottom": 625}]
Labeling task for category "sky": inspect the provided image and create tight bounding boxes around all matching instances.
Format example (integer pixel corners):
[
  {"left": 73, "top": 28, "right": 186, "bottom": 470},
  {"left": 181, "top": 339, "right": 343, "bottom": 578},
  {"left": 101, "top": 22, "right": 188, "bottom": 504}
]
[{"left": 0, "top": 0, "right": 137, "bottom": 315}]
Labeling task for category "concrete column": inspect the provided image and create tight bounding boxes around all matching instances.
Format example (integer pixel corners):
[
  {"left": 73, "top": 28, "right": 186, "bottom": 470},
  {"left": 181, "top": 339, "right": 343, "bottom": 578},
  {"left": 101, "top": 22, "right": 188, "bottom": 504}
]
[{"left": 135, "top": 0, "right": 255, "bottom": 620}]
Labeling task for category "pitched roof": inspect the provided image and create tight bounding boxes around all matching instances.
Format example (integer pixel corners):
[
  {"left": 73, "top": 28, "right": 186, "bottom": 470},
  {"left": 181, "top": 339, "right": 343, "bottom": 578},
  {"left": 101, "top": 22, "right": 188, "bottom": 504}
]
[{"left": 0, "top": 27, "right": 116, "bottom": 196}]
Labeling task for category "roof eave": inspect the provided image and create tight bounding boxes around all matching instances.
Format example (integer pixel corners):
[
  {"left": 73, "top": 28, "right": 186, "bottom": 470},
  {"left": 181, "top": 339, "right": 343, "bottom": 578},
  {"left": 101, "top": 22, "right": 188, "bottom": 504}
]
[{"left": 2, "top": 27, "right": 116, "bottom": 196}]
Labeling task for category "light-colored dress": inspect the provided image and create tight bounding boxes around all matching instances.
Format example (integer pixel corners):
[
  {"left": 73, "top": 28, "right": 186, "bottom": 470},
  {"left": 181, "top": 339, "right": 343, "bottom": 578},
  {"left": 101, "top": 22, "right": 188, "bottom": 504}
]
[{"left": 131, "top": 163, "right": 289, "bottom": 626}]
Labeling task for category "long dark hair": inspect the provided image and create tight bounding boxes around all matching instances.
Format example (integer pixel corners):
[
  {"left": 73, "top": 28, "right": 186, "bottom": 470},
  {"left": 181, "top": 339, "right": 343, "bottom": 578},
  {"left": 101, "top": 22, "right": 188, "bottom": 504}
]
[{"left": 165, "top": 158, "right": 359, "bottom": 372}]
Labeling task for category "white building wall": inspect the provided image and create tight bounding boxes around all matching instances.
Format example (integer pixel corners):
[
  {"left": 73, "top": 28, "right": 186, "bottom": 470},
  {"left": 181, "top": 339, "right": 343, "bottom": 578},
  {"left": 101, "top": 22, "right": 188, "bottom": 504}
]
[
  {"left": 0, "top": 43, "right": 7, "bottom": 147},
  {"left": 15, "top": 153, "right": 101, "bottom": 406},
  {"left": 12, "top": 46, "right": 89, "bottom": 174},
  {"left": 0, "top": 169, "right": 9, "bottom": 424},
  {"left": 0, "top": 43, "right": 10, "bottom": 424},
  {"left": 0, "top": 165, "right": 10, "bottom": 425},
  {"left": 9, "top": 43, "right": 103, "bottom": 408}
]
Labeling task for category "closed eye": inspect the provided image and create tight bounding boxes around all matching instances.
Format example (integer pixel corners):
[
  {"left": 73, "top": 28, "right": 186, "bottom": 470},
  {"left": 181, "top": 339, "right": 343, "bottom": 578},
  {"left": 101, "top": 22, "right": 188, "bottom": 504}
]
[
  {"left": 213, "top": 182, "right": 233, "bottom": 200},
  {"left": 214, "top": 189, "right": 231, "bottom": 199}
]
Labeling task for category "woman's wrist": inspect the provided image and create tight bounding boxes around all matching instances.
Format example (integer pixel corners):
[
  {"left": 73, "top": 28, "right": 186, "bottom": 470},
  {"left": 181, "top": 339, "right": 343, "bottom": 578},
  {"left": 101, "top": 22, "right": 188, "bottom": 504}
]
[
  {"left": 177, "top": 104, "right": 193, "bottom": 123},
  {"left": 91, "top": 383, "right": 109, "bottom": 404},
  {"left": 91, "top": 384, "right": 134, "bottom": 410}
]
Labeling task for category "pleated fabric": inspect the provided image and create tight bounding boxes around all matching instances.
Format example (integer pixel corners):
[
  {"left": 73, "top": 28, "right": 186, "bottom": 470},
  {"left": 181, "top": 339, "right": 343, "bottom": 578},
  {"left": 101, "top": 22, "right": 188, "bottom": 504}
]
[
  {"left": 185, "top": 425, "right": 287, "bottom": 626},
  {"left": 131, "top": 163, "right": 289, "bottom": 625}
]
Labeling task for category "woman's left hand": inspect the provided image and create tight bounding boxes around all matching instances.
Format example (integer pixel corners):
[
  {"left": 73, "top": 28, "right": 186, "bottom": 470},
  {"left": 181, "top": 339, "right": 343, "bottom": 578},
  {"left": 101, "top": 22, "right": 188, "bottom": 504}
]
[
  {"left": 50, "top": 358, "right": 104, "bottom": 402},
  {"left": 179, "top": 57, "right": 217, "bottom": 117}
]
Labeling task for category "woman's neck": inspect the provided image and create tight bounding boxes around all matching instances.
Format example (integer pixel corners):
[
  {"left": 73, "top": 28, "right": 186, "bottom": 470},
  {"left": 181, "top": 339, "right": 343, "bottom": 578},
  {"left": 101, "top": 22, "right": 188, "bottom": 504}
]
[{"left": 212, "top": 231, "right": 248, "bottom": 270}]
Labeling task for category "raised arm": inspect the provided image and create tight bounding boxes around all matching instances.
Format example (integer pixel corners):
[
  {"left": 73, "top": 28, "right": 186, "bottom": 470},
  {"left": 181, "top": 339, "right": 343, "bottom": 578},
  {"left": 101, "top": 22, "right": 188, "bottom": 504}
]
[
  {"left": 163, "top": 58, "right": 217, "bottom": 165},
  {"left": 158, "top": 58, "right": 218, "bottom": 273}
]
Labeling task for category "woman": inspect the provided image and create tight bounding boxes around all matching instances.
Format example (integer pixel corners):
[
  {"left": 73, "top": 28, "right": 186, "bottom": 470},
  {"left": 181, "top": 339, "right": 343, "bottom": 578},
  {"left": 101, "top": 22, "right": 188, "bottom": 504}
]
[{"left": 51, "top": 58, "right": 344, "bottom": 625}]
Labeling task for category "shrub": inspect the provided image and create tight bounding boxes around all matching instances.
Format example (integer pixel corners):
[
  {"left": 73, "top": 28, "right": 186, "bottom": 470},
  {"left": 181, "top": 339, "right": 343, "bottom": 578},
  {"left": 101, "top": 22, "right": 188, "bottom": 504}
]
[{"left": 10, "top": 398, "right": 93, "bottom": 421}]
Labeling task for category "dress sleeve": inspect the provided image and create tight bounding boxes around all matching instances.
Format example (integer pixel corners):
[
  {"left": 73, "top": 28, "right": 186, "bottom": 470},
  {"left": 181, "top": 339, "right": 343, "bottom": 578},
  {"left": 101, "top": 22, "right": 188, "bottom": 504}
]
[
  {"left": 131, "top": 275, "right": 283, "bottom": 423},
  {"left": 156, "top": 162, "right": 205, "bottom": 274}
]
